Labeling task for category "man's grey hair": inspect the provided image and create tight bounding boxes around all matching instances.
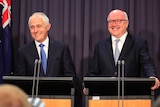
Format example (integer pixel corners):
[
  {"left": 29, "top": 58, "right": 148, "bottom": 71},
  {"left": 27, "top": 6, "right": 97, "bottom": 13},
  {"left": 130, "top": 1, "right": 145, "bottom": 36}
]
[{"left": 28, "top": 12, "right": 50, "bottom": 27}]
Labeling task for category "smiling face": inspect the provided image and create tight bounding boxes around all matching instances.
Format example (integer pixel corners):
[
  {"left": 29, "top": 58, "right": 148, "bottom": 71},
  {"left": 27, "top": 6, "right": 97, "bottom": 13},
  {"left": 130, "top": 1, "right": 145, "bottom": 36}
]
[
  {"left": 29, "top": 14, "right": 51, "bottom": 43},
  {"left": 107, "top": 10, "right": 129, "bottom": 38}
]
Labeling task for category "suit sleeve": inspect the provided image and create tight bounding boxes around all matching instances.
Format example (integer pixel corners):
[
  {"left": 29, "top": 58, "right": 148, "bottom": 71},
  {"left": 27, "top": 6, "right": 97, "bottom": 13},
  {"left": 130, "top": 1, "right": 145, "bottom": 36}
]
[
  {"left": 139, "top": 39, "right": 156, "bottom": 77},
  {"left": 63, "top": 45, "right": 76, "bottom": 77},
  {"left": 88, "top": 44, "right": 100, "bottom": 76},
  {"left": 14, "top": 48, "right": 26, "bottom": 75}
]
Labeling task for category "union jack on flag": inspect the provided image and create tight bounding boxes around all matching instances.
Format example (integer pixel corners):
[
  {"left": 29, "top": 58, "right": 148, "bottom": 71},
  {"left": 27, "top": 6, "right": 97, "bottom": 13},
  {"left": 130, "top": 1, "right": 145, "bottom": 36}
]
[
  {"left": 0, "top": 0, "right": 11, "bottom": 28},
  {"left": 0, "top": 0, "right": 12, "bottom": 81}
]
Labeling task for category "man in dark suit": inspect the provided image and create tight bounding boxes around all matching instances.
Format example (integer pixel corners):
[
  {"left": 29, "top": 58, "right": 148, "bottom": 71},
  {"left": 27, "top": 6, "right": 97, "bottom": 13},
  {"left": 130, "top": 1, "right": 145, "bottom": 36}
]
[
  {"left": 14, "top": 12, "right": 82, "bottom": 107},
  {"left": 87, "top": 9, "right": 159, "bottom": 90},
  {"left": 14, "top": 12, "right": 75, "bottom": 77}
]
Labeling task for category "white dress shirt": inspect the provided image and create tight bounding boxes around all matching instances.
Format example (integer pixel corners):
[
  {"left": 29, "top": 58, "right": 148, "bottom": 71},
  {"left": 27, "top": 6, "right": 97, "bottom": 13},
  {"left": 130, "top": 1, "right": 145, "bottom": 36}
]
[
  {"left": 112, "top": 32, "right": 128, "bottom": 56},
  {"left": 35, "top": 37, "right": 49, "bottom": 59}
]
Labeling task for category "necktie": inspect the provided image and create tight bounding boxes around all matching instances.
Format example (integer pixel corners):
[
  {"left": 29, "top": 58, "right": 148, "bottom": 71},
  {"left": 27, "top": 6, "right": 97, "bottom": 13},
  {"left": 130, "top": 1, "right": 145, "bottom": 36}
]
[
  {"left": 39, "top": 44, "right": 47, "bottom": 74},
  {"left": 114, "top": 39, "right": 120, "bottom": 64}
]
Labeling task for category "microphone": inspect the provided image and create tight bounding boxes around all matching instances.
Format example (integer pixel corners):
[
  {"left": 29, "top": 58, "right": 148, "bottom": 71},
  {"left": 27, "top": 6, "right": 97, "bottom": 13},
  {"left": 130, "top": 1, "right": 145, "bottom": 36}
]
[
  {"left": 32, "top": 59, "right": 38, "bottom": 98},
  {"left": 35, "top": 60, "right": 41, "bottom": 98},
  {"left": 29, "top": 59, "right": 45, "bottom": 107},
  {"left": 117, "top": 60, "right": 121, "bottom": 107},
  {"left": 121, "top": 60, "right": 125, "bottom": 107}
]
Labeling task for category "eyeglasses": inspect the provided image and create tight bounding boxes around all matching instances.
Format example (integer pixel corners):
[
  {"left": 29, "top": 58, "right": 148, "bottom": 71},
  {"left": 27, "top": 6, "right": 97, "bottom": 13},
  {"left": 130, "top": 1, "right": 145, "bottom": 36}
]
[{"left": 108, "top": 19, "right": 128, "bottom": 24}]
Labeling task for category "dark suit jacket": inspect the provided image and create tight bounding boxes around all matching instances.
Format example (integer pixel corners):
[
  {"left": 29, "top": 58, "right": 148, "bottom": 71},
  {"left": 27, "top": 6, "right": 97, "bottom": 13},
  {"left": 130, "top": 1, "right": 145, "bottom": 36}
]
[
  {"left": 88, "top": 34, "right": 156, "bottom": 77},
  {"left": 14, "top": 38, "right": 76, "bottom": 77}
]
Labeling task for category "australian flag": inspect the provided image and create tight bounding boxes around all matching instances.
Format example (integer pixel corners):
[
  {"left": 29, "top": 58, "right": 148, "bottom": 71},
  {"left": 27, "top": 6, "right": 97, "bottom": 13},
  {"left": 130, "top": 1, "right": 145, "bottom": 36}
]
[{"left": 0, "top": 0, "right": 12, "bottom": 83}]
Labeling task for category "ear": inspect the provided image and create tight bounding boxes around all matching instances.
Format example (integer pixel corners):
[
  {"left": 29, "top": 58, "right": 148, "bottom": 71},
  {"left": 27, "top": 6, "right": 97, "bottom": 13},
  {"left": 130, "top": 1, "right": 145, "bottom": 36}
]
[
  {"left": 125, "top": 21, "right": 129, "bottom": 28},
  {"left": 47, "top": 24, "right": 51, "bottom": 31}
]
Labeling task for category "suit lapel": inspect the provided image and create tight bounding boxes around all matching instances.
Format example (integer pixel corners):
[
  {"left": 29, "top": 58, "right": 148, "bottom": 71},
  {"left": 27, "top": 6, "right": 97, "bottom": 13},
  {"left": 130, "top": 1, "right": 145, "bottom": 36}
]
[
  {"left": 104, "top": 37, "right": 116, "bottom": 65},
  {"left": 47, "top": 39, "right": 56, "bottom": 73},
  {"left": 120, "top": 34, "right": 134, "bottom": 60},
  {"left": 29, "top": 41, "right": 39, "bottom": 59}
]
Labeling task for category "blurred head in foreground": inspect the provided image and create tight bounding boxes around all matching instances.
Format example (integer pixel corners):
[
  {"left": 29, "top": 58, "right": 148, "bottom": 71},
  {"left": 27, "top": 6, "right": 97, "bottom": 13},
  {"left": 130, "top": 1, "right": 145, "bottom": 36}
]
[{"left": 0, "top": 84, "right": 31, "bottom": 107}]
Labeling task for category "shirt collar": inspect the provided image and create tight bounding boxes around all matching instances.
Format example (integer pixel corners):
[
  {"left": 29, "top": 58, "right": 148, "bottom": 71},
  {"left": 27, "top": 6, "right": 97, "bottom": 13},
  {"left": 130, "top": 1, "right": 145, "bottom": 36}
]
[
  {"left": 35, "top": 36, "right": 49, "bottom": 48},
  {"left": 111, "top": 31, "right": 128, "bottom": 42}
]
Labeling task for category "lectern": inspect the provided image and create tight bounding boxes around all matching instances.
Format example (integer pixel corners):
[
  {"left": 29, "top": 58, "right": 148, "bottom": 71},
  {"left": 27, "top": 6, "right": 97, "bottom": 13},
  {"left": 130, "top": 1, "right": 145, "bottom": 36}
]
[
  {"left": 84, "top": 77, "right": 155, "bottom": 107},
  {"left": 3, "top": 76, "right": 75, "bottom": 107}
]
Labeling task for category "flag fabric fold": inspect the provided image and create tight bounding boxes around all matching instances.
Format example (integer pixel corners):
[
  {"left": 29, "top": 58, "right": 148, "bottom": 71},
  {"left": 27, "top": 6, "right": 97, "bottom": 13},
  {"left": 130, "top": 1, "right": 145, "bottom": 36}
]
[{"left": 0, "top": 0, "right": 12, "bottom": 83}]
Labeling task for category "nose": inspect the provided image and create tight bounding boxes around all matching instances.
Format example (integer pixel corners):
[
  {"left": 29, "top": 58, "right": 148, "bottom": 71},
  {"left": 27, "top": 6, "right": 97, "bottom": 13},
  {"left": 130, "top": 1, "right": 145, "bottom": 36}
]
[{"left": 35, "top": 27, "right": 38, "bottom": 32}]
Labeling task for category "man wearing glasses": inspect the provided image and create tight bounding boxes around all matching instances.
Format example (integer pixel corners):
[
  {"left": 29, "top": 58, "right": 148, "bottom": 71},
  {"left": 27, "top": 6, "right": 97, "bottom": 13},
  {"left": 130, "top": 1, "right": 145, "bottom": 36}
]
[{"left": 87, "top": 9, "right": 159, "bottom": 90}]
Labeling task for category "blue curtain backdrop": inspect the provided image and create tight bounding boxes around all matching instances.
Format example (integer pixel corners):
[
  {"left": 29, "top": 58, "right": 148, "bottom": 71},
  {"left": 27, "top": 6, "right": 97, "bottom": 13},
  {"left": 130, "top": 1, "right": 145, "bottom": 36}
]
[{"left": 11, "top": 0, "right": 160, "bottom": 97}]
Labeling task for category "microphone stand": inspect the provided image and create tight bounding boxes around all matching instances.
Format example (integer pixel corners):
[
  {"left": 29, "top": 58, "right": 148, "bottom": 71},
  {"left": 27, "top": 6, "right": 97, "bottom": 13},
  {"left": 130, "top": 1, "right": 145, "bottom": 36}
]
[
  {"left": 117, "top": 60, "right": 121, "bottom": 107},
  {"left": 32, "top": 59, "right": 38, "bottom": 98},
  {"left": 35, "top": 60, "right": 41, "bottom": 98},
  {"left": 121, "top": 60, "right": 125, "bottom": 107},
  {"left": 30, "top": 59, "right": 45, "bottom": 107}
]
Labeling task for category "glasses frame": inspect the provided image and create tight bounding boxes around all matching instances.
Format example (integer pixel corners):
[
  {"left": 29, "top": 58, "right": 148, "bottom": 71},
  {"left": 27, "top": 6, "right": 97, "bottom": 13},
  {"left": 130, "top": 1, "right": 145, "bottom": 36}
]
[{"left": 108, "top": 19, "right": 128, "bottom": 24}]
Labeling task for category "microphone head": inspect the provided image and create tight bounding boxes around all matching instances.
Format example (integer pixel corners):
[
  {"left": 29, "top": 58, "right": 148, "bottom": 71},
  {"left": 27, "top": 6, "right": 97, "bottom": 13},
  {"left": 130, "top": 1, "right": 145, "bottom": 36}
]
[
  {"left": 28, "top": 97, "right": 45, "bottom": 107},
  {"left": 118, "top": 60, "right": 121, "bottom": 65},
  {"left": 34, "top": 59, "right": 38, "bottom": 64},
  {"left": 121, "top": 60, "right": 125, "bottom": 64},
  {"left": 38, "top": 60, "right": 41, "bottom": 63}
]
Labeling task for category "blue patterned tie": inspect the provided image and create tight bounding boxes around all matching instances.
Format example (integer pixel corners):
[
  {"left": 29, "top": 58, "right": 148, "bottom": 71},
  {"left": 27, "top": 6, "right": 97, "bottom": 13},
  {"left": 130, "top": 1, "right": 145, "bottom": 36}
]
[
  {"left": 39, "top": 44, "right": 47, "bottom": 74},
  {"left": 114, "top": 39, "right": 120, "bottom": 64}
]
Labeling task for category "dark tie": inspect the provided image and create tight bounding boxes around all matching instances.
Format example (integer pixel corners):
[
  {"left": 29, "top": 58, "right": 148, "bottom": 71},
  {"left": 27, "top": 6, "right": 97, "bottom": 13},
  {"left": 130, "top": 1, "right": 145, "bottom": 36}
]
[
  {"left": 114, "top": 39, "right": 120, "bottom": 64},
  {"left": 39, "top": 44, "right": 47, "bottom": 74}
]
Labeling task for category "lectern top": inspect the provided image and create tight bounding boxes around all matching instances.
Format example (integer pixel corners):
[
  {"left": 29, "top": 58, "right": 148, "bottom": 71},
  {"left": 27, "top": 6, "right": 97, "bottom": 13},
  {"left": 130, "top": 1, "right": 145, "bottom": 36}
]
[
  {"left": 3, "top": 76, "right": 73, "bottom": 81},
  {"left": 83, "top": 77, "right": 155, "bottom": 82}
]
